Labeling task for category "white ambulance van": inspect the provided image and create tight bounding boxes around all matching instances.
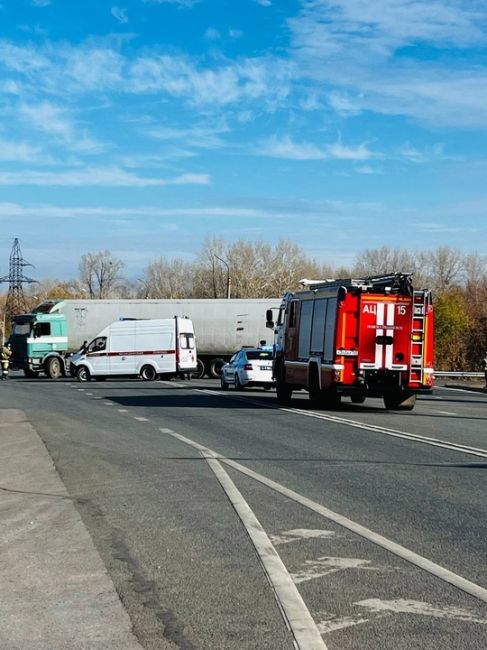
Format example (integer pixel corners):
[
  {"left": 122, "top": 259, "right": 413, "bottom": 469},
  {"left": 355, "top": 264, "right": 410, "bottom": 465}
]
[{"left": 70, "top": 317, "right": 197, "bottom": 382}]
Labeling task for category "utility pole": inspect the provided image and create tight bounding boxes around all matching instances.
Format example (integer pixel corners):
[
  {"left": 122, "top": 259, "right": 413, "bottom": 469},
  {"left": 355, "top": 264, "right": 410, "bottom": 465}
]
[
  {"left": 0, "top": 238, "right": 37, "bottom": 340},
  {"left": 215, "top": 255, "right": 231, "bottom": 299}
]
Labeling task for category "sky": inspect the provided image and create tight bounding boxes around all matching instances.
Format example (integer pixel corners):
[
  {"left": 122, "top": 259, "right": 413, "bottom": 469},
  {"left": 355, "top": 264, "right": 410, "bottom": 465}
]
[{"left": 0, "top": 0, "right": 486, "bottom": 281}]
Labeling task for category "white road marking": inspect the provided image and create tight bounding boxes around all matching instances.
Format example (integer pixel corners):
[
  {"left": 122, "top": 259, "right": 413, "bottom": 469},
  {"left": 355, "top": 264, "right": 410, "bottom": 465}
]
[
  {"left": 197, "top": 388, "right": 487, "bottom": 459},
  {"left": 77, "top": 388, "right": 85, "bottom": 392},
  {"left": 270, "top": 529, "right": 336, "bottom": 546},
  {"left": 282, "top": 407, "right": 487, "bottom": 459},
  {"left": 86, "top": 392, "right": 93, "bottom": 396},
  {"left": 291, "top": 557, "right": 377, "bottom": 584},
  {"left": 433, "top": 410, "right": 457, "bottom": 416},
  {"left": 118, "top": 409, "right": 128, "bottom": 413},
  {"left": 161, "top": 428, "right": 487, "bottom": 604},
  {"left": 317, "top": 614, "right": 371, "bottom": 634},
  {"left": 203, "top": 454, "right": 327, "bottom": 650},
  {"left": 357, "top": 598, "right": 487, "bottom": 624},
  {"left": 134, "top": 417, "right": 149, "bottom": 422},
  {"left": 104, "top": 402, "right": 114, "bottom": 406}
]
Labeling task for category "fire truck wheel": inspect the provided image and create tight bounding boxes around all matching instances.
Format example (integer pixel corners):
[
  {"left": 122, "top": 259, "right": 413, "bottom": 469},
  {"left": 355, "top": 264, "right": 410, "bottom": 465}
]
[
  {"left": 321, "top": 390, "right": 342, "bottom": 410},
  {"left": 351, "top": 394, "right": 366, "bottom": 404},
  {"left": 140, "top": 365, "right": 158, "bottom": 381},
  {"left": 276, "top": 381, "right": 292, "bottom": 405},
  {"left": 45, "top": 356, "right": 62, "bottom": 379},
  {"left": 383, "top": 392, "right": 416, "bottom": 411}
]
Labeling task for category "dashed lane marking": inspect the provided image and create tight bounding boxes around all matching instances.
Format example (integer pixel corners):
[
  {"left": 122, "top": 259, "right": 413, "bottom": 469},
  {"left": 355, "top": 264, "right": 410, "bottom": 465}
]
[{"left": 134, "top": 417, "right": 149, "bottom": 422}]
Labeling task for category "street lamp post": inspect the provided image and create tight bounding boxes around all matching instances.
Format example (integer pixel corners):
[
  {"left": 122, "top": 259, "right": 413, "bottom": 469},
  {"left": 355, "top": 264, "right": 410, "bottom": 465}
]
[{"left": 214, "top": 255, "right": 231, "bottom": 299}]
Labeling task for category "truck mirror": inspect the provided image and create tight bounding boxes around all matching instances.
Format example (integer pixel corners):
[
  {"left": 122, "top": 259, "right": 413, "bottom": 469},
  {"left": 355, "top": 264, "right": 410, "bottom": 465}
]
[{"left": 265, "top": 309, "right": 274, "bottom": 328}]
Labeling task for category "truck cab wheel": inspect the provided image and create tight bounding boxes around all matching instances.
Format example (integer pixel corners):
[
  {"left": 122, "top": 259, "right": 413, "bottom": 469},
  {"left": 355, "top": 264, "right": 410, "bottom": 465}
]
[
  {"left": 140, "top": 365, "right": 158, "bottom": 381},
  {"left": 45, "top": 357, "right": 62, "bottom": 379},
  {"left": 76, "top": 366, "right": 91, "bottom": 382}
]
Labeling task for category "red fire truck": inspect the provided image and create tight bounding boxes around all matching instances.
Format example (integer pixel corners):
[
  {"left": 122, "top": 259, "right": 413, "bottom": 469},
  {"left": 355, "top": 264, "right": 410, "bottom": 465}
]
[{"left": 266, "top": 274, "right": 434, "bottom": 411}]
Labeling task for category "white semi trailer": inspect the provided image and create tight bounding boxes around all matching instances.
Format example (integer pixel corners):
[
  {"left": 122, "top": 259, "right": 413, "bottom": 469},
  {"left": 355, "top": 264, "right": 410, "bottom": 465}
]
[{"left": 10, "top": 299, "right": 281, "bottom": 378}]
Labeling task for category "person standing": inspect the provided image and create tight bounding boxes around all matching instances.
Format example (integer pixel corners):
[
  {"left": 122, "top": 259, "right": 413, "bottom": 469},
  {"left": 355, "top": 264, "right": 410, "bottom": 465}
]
[{"left": 1, "top": 342, "right": 12, "bottom": 380}]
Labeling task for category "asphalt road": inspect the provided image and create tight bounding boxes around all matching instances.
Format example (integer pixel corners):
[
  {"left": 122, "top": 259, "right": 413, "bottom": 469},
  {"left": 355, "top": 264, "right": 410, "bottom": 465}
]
[{"left": 2, "top": 373, "right": 486, "bottom": 649}]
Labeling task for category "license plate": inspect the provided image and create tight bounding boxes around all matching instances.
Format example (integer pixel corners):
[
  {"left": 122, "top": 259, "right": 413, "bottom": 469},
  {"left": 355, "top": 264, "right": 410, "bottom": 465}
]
[{"left": 261, "top": 366, "right": 272, "bottom": 371}]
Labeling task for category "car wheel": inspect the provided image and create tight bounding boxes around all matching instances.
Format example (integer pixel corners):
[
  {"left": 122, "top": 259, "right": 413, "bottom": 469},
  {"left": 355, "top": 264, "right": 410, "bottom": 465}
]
[
  {"left": 140, "top": 365, "right": 158, "bottom": 381},
  {"left": 220, "top": 375, "right": 229, "bottom": 390},
  {"left": 76, "top": 366, "right": 91, "bottom": 382}
]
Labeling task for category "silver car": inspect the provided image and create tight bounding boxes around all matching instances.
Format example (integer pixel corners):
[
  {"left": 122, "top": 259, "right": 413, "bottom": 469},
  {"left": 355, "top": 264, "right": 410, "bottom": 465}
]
[{"left": 220, "top": 347, "right": 274, "bottom": 390}]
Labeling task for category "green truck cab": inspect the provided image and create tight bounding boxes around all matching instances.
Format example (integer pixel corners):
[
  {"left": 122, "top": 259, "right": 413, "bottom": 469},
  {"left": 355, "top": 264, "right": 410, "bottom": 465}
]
[{"left": 9, "top": 303, "right": 69, "bottom": 378}]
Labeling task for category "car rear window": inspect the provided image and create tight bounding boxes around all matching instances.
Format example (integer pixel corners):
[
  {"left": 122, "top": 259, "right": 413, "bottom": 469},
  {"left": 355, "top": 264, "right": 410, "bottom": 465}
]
[{"left": 246, "top": 350, "right": 273, "bottom": 360}]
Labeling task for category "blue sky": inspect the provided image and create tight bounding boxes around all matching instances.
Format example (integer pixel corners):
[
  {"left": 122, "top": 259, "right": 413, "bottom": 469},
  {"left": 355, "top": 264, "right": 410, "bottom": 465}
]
[{"left": 0, "top": 0, "right": 486, "bottom": 280}]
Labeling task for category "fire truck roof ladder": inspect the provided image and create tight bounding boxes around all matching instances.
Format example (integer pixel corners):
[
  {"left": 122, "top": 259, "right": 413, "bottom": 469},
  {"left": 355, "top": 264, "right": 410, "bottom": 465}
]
[
  {"left": 299, "top": 273, "right": 414, "bottom": 295},
  {"left": 409, "top": 290, "right": 427, "bottom": 384}
]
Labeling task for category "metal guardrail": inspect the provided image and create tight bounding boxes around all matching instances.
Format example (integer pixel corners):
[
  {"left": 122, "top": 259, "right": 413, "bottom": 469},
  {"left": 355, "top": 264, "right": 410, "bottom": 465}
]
[{"left": 434, "top": 371, "right": 484, "bottom": 378}]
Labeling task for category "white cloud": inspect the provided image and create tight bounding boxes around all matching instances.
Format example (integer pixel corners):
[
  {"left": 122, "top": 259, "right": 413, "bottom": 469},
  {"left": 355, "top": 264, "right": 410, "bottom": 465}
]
[
  {"left": 259, "top": 135, "right": 327, "bottom": 160},
  {"left": 141, "top": 0, "right": 199, "bottom": 7},
  {"left": 0, "top": 167, "right": 210, "bottom": 187},
  {"left": 326, "top": 141, "right": 375, "bottom": 161},
  {"left": 32, "top": 0, "right": 51, "bottom": 7},
  {"left": 258, "top": 135, "right": 377, "bottom": 161},
  {"left": 0, "top": 138, "right": 41, "bottom": 162},
  {"left": 205, "top": 28, "right": 220, "bottom": 40},
  {"left": 111, "top": 6, "right": 128, "bottom": 24},
  {"left": 229, "top": 28, "right": 243, "bottom": 39},
  {"left": 255, "top": 0, "right": 272, "bottom": 6},
  {"left": 288, "top": 1, "right": 487, "bottom": 127}
]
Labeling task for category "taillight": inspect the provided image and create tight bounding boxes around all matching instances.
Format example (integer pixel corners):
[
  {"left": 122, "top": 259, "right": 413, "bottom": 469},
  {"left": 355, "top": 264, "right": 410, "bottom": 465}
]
[{"left": 244, "top": 363, "right": 253, "bottom": 370}]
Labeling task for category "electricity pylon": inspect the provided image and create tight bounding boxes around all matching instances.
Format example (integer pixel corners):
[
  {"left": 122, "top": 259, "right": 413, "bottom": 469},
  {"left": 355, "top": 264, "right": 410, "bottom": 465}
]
[{"left": 1, "top": 238, "right": 37, "bottom": 335}]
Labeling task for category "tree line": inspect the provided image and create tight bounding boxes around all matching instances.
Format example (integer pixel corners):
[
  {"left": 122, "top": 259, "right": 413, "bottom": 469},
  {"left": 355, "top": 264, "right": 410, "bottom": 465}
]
[{"left": 2, "top": 238, "right": 486, "bottom": 371}]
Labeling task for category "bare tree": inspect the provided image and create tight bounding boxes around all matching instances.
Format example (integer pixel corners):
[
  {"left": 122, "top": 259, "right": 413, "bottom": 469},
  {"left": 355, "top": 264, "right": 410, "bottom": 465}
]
[
  {"left": 140, "top": 258, "right": 195, "bottom": 298},
  {"left": 79, "top": 251, "right": 125, "bottom": 299},
  {"left": 353, "top": 246, "right": 418, "bottom": 278}
]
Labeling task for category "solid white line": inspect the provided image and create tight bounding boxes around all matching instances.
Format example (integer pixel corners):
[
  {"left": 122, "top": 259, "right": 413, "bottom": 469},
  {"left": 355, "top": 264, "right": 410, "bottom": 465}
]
[
  {"left": 161, "top": 428, "right": 487, "bottom": 605},
  {"left": 204, "top": 454, "right": 327, "bottom": 650},
  {"left": 433, "top": 410, "right": 458, "bottom": 416},
  {"left": 281, "top": 408, "right": 487, "bottom": 459},
  {"left": 197, "top": 388, "right": 487, "bottom": 459}
]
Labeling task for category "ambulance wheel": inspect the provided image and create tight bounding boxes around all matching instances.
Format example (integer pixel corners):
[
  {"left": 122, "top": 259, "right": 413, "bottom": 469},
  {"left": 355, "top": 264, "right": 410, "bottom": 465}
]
[
  {"left": 351, "top": 394, "right": 366, "bottom": 404},
  {"left": 209, "top": 358, "right": 225, "bottom": 378},
  {"left": 191, "top": 359, "right": 206, "bottom": 379},
  {"left": 24, "top": 369, "right": 39, "bottom": 378},
  {"left": 76, "top": 366, "right": 91, "bottom": 382},
  {"left": 140, "top": 365, "right": 158, "bottom": 381},
  {"left": 45, "top": 356, "right": 62, "bottom": 379},
  {"left": 276, "top": 381, "right": 292, "bottom": 405},
  {"left": 383, "top": 392, "right": 416, "bottom": 411}
]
